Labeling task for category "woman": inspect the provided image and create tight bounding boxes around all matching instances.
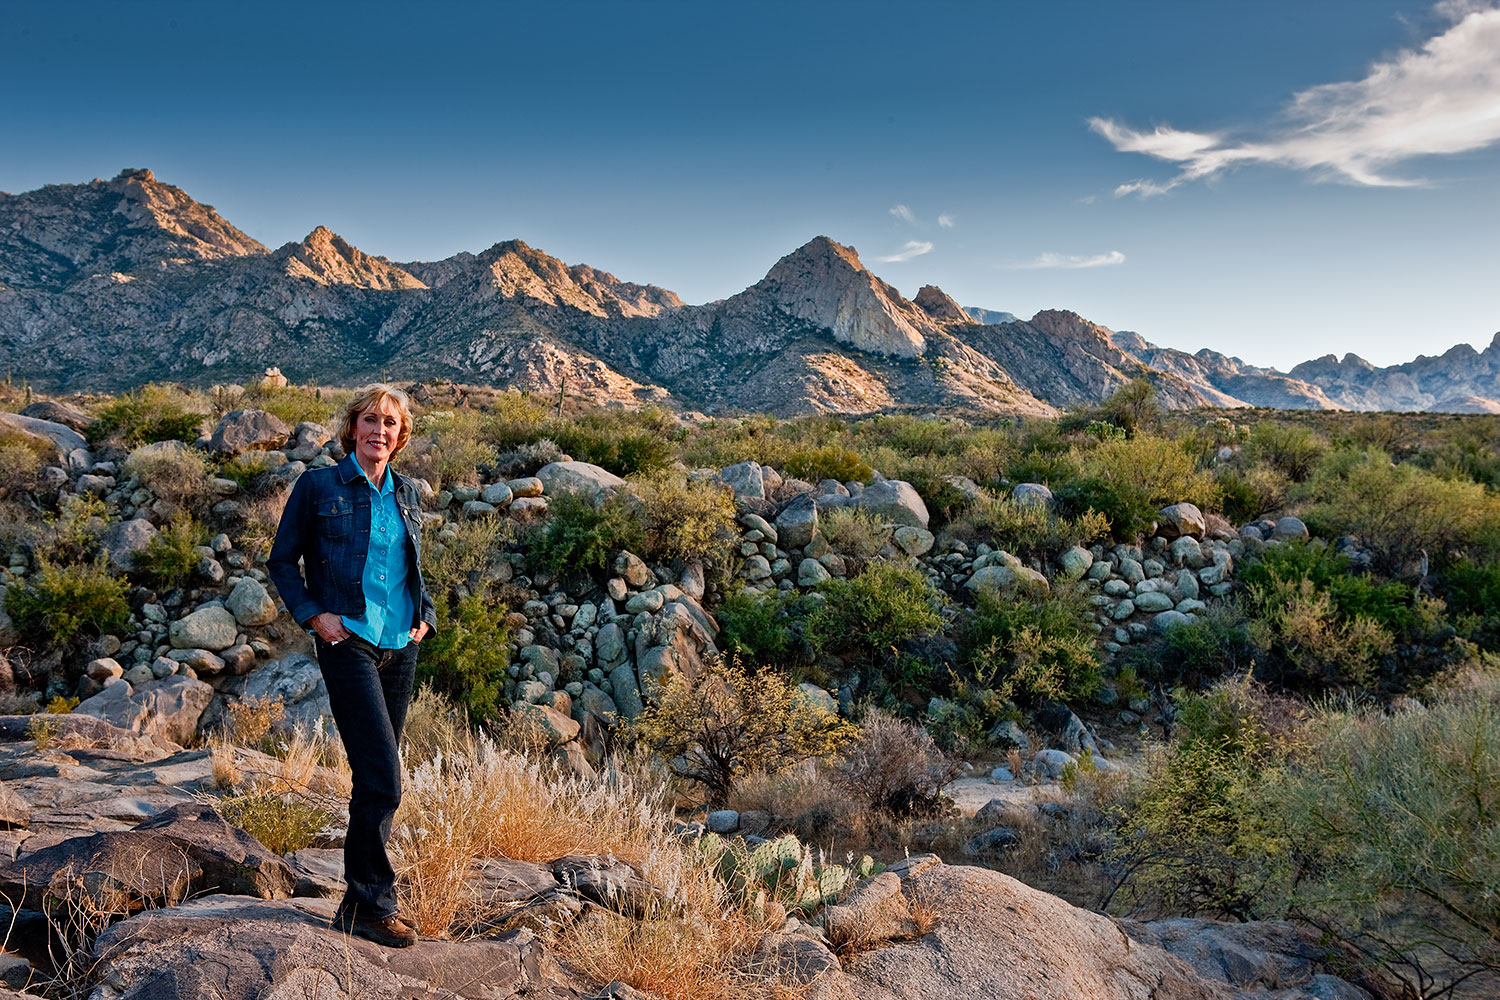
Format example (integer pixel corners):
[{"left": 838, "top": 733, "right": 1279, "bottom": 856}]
[{"left": 268, "top": 383, "right": 437, "bottom": 948}]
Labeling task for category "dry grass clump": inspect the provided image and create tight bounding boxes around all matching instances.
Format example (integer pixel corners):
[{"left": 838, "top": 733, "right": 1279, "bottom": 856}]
[
  {"left": 818, "top": 506, "right": 890, "bottom": 559},
  {"left": 121, "top": 442, "right": 213, "bottom": 515},
  {"left": 207, "top": 698, "right": 350, "bottom": 853},
  {"left": 835, "top": 710, "right": 958, "bottom": 816}
]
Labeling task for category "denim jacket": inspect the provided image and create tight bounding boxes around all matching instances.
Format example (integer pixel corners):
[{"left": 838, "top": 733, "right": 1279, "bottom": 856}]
[{"left": 267, "top": 455, "right": 438, "bottom": 634}]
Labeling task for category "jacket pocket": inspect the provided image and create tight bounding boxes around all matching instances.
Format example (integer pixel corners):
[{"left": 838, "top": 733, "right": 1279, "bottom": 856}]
[{"left": 317, "top": 497, "right": 354, "bottom": 540}]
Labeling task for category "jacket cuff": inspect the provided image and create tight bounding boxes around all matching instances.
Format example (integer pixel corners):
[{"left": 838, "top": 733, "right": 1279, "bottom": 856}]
[{"left": 290, "top": 601, "right": 325, "bottom": 629}]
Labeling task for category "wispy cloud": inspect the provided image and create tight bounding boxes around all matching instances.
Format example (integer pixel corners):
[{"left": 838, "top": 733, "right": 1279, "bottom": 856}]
[
  {"left": 889, "top": 204, "right": 916, "bottom": 224},
  {"left": 877, "top": 240, "right": 935, "bottom": 263},
  {"left": 1092, "top": 2, "right": 1500, "bottom": 196},
  {"left": 937, "top": 213, "right": 956, "bottom": 228},
  {"left": 1075, "top": 194, "right": 1098, "bottom": 205},
  {"left": 1005, "top": 250, "right": 1126, "bottom": 270}
]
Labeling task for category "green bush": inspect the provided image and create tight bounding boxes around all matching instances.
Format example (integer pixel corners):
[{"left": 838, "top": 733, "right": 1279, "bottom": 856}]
[
  {"left": 542, "top": 408, "right": 678, "bottom": 476},
  {"left": 1304, "top": 448, "right": 1500, "bottom": 576},
  {"left": 716, "top": 589, "right": 801, "bottom": 668},
  {"left": 950, "top": 494, "right": 1110, "bottom": 559},
  {"left": 960, "top": 585, "right": 1102, "bottom": 704},
  {"left": 421, "top": 518, "right": 511, "bottom": 601},
  {"left": 1060, "top": 379, "right": 1162, "bottom": 437},
  {"left": 1152, "top": 601, "right": 1257, "bottom": 684},
  {"left": 124, "top": 443, "right": 213, "bottom": 515},
  {"left": 135, "top": 518, "right": 205, "bottom": 588},
  {"left": 1441, "top": 558, "right": 1500, "bottom": 645},
  {"left": 628, "top": 655, "right": 854, "bottom": 803},
  {"left": 5, "top": 559, "right": 131, "bottom": 649},
  {"left": 1213, "top": 465, "right": 1290, "bottom": 524},
  {"left": 528, "top": 490, "right": 643, "bottom": 577},
  {"left": 783, "top": 445, "right": 872, "bottom": 484},
  {"left": 0, "top": 439, "right": 43, "bottom": 496},
  {"left": 234, "top": 382, "right": 344, "bottom": 428},
  {"left": 89, "top": 384, "right": 206, "bottom": 446},
  {"left": 417, "top": 593, "right": 513, "bottom": 722},
  {"left": 804, "top": 562, "right": 942, "bottom": 667},
  {"left": 627, "top": 471, "right": 738, "bottom": 568},
  {"left": 1111, "top": 678, "right": 1294, "bottom": 920},
  {"left": 405, "top": 409, "right": 499, "bottom": 489},
  {"left": 817, "top": 506, "right": 891, "bottom": 559},
  {"left": 1240, "top": 540, "right": 1429, "bottom": 636},
  {"left": 1243, "top": 422, "right": 1327, "bottom": 482}
]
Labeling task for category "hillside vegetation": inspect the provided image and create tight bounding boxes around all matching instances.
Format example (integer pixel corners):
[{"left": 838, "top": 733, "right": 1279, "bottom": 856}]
[{"left": 1, "top": 376, "right": 1498, "bottom": 997}]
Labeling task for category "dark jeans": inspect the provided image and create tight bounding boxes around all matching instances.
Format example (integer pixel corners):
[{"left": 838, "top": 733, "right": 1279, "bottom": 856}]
[{"left": 315, "top": 634, "right": 418, "bottom": 920}]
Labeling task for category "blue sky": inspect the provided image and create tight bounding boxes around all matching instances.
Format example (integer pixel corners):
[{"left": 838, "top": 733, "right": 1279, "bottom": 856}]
[{"left": 3, "top": 0, "right": 1497, "bottom": 369}]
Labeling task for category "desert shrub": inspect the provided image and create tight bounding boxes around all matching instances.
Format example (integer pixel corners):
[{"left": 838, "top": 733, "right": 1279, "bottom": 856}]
[
  {"left": 627, "top": 471, "right": 738, "bottom": 567},
  {"left": 404, "top": 408, "right": 498, "bottom": 489},
  {"left": 134, "top": 517, "right": 205, "bottom": 588},
  {"left": 215, "top": 793, "right": 333, "bottom": 854},
  {"left": 417, "top": 593, "right": 512, "bottom": 723},
  {"left": 783, "top": 445, "right": 872, "bottom": 484},
  {"left": 421, "top": 518, "right": 511, "bottom": 600},
  {"left": 948, "top": 495, "right": 1110, "bottom": 559},
  {"left": 835, "top": 709, "right": 956, "bottom": 815},
  {"left": 715, "top": 590, "right": 801, "bottom": 669},
  {"left": 89, "top": 383, "right": 207, "bottom": 446},
  {"left": 960, "top": 585, "right": 1101, "bottom": 705},
  {"left": 0, "top": 429, "right": 50, "bottom": 496},
  {"left": 1058, "top": 379, "right": 1162, "bottom": 438},
  {"left": 1214, "top": 465, "right": 1290, "bottom": 524},
  {"left": 1076, "top": 435, "right": 1222, "bottom": 525},
  {"left": 42, "top": 493, "right": 111, "bottom": 563},
  {"left": 1441, "top": 557, "right": 1500, "bottom": 646},
  {"left": 1109, "top": 677, "right": 1297, "bottom": 920},
  {"left": 1240, "top": 540, "right": 1431, "bottom": 637},
  {"left": 544, "top": 408, "right": 678, "bottom": 476},
  {"left": 491, "top": 437, "right": 565, "bottom": 479},
  {"left": 1273, "top": 677, "right": 1500, "bottom": 995},
  {"left": 234, "top": 382, "right": 343, "bottom": 427},
  {"left": 817, "top": 506, "right": 891, "bottom": 560},
  {"left": 1151, "top": 601, "right": 1257, "bottom": 684},
  {"left": 5, "top": 559, "right": 131, "bottom": 649},
  {"left": 628, "top": 656, "right": 855, "bottom": 803},
  {"left": 123, "top": 442, "right": 213, "bottom": 514},
  {"left": 528, "top": 489, "right": 644, "bottom": 576},
  {"left": 400, "top": 685, "right": 471, "bottom": 766},
  {"left": 1304, "top": 448, "right": 1500, "bottom": 576},
  {"left": 1247, "top": 576, "right": 1394, "bottom": 689},
  {"left": 804, "top": 562, "right": 942, "bottom": 668},
  {"left": 1243, "top": 422, "right": 1327, "bottom": 482}
]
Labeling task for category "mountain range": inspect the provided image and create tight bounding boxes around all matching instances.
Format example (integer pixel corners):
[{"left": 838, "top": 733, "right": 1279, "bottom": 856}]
[{"left": 3, "top": 168, "right": 1497, "bottom": 416}]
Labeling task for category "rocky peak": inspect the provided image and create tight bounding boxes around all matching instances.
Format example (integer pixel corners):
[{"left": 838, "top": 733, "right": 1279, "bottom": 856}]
[
  {"left": 1027, "top": 309, "right": 1115, "bottom": 345},
  {"left": 276, "top": 227, "right": 425, "bottom": 290},
  {"left": 913, "top": 285, "right": 971, "bottom": 323},
  {"left": 755, "top": 236, "right": 932, "bottom": 358}
]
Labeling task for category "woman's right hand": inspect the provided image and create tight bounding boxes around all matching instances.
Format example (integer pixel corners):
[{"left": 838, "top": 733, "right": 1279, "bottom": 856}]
[{"left": 309, "top": 612, "right": 353, "bottom": 644}]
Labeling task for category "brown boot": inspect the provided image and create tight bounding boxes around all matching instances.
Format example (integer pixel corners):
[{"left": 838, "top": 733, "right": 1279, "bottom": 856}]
[{"left": 339, "top": 911, "right": 418, "bottom": 948}]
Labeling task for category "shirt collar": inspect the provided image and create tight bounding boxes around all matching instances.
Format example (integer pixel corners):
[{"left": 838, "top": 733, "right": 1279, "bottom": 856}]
[{"left": 352, "top": 457, "right": 393, "bottom": 496}]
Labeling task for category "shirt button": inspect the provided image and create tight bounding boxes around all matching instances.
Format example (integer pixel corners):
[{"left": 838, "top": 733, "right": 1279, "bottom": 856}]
[
  {"left": 380, "top": 526, "right": 387, "bottom": 532},
  {"left": 379, "top": 575, "right": 385, "bottom": 580}
]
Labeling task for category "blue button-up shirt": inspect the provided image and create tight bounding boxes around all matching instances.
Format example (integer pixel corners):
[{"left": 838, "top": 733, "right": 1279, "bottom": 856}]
[{"left": 341, "top": 461, "right": 414, "bottom": 649}]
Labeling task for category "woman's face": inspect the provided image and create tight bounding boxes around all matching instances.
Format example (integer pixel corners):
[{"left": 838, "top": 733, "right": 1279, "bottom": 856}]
[{"left": 353, "top": 400, "right": 403, "bottom": 470}]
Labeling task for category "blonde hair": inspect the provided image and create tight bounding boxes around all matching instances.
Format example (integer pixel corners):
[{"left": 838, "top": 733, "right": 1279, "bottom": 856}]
[{"left": 336, "top": 383, "right": 414, "bottom": 459}]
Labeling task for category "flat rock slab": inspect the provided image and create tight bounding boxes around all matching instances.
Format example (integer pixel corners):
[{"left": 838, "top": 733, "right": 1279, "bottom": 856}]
[{"left": 89, "top": 895, "right": 586, "bottom": 1000}]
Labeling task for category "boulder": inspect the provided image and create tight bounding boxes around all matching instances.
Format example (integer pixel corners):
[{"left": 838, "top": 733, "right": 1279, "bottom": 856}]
[
  {"left": 1011, "top": 483, "right": 1054, "bottom": 507},
  {"left": 535, "top": 461, "right": 624, "bottom": 497},
  {"left": 0, "top": 783, "right": 30, "bottom": 829},
  {"left": 135, "top": 675, "right": 215, "bottom": 744},
  {"left": 169, "top": 606, "right": 238, "bottom": 651},
  {"left": 480, "top": 482, "right": 514, "bottom": 506},
  {"left": 1272, "top": 516, "right": 1310, "bottom": 542},
  {"left": 821, "top": 872, "right": 917, "bottom": 951},
  {"left": 841, "top": 861, "right": 1237, "bottom": 1000},
  {"left": 798, "top": 558, "right": 831, "bottom": 586},
  {"left": 506, "top": 476, "right": 544, "bottom": 498},
  {"left": 1031, "top": 749, "right": 1077, "bottom": 780},
  {"left": 775, "top": 493, "right": 819, "bottom": 549},
  {"left": 966, "top": 564, "right": 1048, "bottom": 594},
  {"left": 225, "top": 577, "right": 278, "bottom": 627},
  {"left": 210, "top": 409, "right": 290, "bottom": 455},
  {"left": 855, "top": 480, "right": 930, "bottom": 529},
  {"left": 719, "top": 460, "right": 766, "bottom": 500},
  {"left": 608, "top": 664, "right": 644, "bottom": 720},
  {"left": 514, "top": 703, "right": 580, "bottom": 746},
  {"left": 0, "top": 411, "right": 90, "bottom": 463},
  {"left": 134, "top": 802, "right": 296, "bottom": 898},
  {"left": 75, "top": 681, "right": 148, "bottom": 735},
  {"left": 19, "top": 399, "right": 94, "bottom": 433},
  {"left": 223, "top": 653, "right": 332, "bottom": 739},
  {"left": 892, "top": 526, "right": 935, "bottom": 557},
  {"left": 1057, "top": 546, "right": 1093, "bottom": 579},
  {"left": 613, "top": 550, "right": 652, "bottom": 589},
  {"left": 1158, "top": 503, "right": 1207, "bottom": 540},
  {"left": 104, "top": 518, "right": 158, "bottom": 572},
  {"left": 961, "top": 827, "right": 1022, "bottom": 857}
]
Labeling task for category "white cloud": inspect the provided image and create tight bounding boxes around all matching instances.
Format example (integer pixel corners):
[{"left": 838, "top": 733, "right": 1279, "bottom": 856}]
[
  {"left": 937, "top": 213, "right": 956, "bottom": 228},
  {"left": 1075, "top": 194, "right": 1098, "bottom": 205},
  {"left": 889, "top": 204, "right": 916, "bottom": 223},
  {"left": 877, "top": 240, "right": 935, "bottom": 263},
  {"left": 1006, "top": 250, "right": 1126, "bottom": 270},
  {"left": 1091, "top": 2, "right": 1500, "bottom": 196}
]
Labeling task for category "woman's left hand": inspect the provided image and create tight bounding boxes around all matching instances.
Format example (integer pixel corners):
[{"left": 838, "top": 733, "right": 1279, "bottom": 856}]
[{"left": 409, "top": 622, "right": 431, "bottom": 644}]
